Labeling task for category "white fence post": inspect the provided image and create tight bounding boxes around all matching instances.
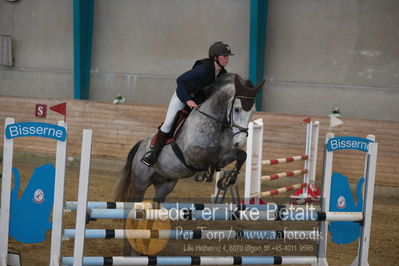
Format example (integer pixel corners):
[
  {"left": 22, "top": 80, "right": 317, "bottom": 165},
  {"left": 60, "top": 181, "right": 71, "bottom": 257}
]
[
  {"left": 355, "top": 136, "right": 377, "bottom": 266},
  {"left": 72, "top": 130, "right": 93, "bottom": 266},
  {"left": 49, "top": 121, "right": 68, "bottom": 266},
  {"left": 0, "top": 118, "right": 15, "bottom": 266},
  {"left": 244, "top": 119, "right": 263, "bottom": 204},
  {"left": 302, "top": 120, "right": 312, "bottom": 197},
  {"left": 309, "top": 121, "right": 320, "bottom": 184},
  {"left": 317, "top": 132, "right": 334, "bottom": 265}
]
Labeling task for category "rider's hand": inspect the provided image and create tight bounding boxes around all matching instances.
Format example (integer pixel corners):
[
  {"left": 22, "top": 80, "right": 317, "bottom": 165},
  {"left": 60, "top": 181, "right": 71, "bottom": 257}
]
[{"left": 186, "top": 100, "right": 198, "bottom": 109}]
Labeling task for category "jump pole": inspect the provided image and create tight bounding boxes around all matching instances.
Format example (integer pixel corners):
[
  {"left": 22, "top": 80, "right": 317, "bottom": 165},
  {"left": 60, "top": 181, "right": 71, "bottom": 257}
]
[
  {"left": 356, "top": 135, "right": 377, "bottom": 266},
  {"left": 63, "top": 229, "right": 320, "bottom": 240},
  {"left": 61, "top": 256, "right": 319, "bottom": 266},
  {"left": 49, "top": 121, "right": 68, "bottom": 266},
  {"left": 244, "top": 118, "right": 263, "bottom": 204},
  {"left": 0, "top": 118, "right": 15, "bottom": 266},
  {"left": 72, "top": 130, "right": 92, "bottom": 266},
  {"left": 65, "top": 202, "right": 280, "bottom": 211}
]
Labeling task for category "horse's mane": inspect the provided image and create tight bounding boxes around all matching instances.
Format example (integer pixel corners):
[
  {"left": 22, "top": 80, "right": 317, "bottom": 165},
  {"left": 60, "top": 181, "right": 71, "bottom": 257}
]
[{"left": 203, "top": 73, "right": 253, "bottom": 98}]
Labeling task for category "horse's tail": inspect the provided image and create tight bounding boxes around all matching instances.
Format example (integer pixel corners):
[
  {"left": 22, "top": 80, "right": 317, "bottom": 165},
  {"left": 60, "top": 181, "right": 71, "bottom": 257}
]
[{"left": 113, "top": 140, "right": 143, "bottom": 202}]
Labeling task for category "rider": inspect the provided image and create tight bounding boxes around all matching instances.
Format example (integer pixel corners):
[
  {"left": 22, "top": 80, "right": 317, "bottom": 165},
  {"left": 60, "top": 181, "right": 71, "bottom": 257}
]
[{"left": 141, "top": 41, "right": 234, "bottom": 167}]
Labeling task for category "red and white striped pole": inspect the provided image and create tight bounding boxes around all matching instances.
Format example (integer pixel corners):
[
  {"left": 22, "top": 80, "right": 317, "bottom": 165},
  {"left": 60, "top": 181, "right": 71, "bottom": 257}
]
[
  {"left": 260, "top": 169, "right": 308, "bottom": 182},
  {"left": 262, "top": 155, "right": 308, "bottom": 165},
  {"left": 260, "top": 183, "right": 307, "bottom": 197}
]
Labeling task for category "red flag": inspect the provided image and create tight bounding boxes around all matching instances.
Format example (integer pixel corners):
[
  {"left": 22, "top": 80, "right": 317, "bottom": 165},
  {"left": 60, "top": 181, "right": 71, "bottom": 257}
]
[
  {"left": 303, "top": 117, "right": 311, "bottom": 124},
  {"left": 50, "top": 102, "right": 67, "bottom": 121}
]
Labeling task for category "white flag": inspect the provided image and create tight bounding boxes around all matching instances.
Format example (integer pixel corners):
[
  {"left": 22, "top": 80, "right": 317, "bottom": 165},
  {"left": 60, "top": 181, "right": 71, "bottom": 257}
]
[{"left": 330, "top": 116, "right": 343, "bottom": 129}]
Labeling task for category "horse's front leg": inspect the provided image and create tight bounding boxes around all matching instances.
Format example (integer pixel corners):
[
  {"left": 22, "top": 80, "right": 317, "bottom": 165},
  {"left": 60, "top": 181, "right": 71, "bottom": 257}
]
[
  {"left": 217, "top": 148, "right": 247, "bottom": 188},
  {"left": 192, "top": 145, "right": 221, "bottom": 183},
  {"left": 194, "top": 147, "right": 247, "bottom": 184}
]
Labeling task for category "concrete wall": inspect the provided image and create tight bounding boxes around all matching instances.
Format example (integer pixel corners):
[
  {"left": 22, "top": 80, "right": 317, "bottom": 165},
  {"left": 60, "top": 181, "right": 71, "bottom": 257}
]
[
  {"left": 264, "top": 0, "right": 399, "bottom": 121},
  {"left": 0, "top": 0, "right": 73, "bottom": 98},
  {"left": 90, "top": 0, "right": 249, "bottom": 104},
  {"left": 0, "top": 0, "right": 398, "bottom": 121}
]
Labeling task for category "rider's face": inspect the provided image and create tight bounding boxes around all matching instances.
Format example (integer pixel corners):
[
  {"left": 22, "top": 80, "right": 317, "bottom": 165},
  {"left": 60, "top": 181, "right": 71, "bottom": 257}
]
[{"left": 217, "top": 55, "right": 229, "bottom": 67}]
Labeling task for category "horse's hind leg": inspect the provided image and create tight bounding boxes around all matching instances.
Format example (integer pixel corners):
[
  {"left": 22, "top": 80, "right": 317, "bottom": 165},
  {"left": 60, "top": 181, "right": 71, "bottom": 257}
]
[
  {"left": 153, "top": 178, "right": 178, "bottom": 202},
  {"left": 127, "top": 185, "right": 149, "bottom": 202},
  {"left": 125, "top": 170, "right": 153, "bottom": 202}
]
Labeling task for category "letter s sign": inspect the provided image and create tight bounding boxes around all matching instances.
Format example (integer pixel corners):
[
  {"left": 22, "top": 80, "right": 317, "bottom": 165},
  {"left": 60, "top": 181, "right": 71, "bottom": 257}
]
[{"left": 35, "top": 104, "right": 47, "bottom": 118}]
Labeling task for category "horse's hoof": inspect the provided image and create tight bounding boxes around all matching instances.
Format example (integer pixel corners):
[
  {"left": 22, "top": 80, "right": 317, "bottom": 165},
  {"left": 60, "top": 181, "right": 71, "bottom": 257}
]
[
  {"left": 194, "top": 172, "right": 208, "bottom": 182},
  {"left": 217, "top": 178, "right": 228, "bottom": 190}
]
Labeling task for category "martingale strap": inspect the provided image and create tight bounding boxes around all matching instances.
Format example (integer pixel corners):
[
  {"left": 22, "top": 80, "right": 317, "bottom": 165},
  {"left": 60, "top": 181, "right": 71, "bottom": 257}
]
[{"left": 171, "top": 142, "right": 204, "bottom": 172}]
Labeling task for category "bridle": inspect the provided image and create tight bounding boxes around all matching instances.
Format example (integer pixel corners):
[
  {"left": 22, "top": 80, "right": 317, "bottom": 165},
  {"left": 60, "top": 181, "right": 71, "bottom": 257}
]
[
  {"left": 229, "top": 95, "right": 255, "bottom": 137},
  {"left": 194, "top": 95, "right": 254, "bottom": 137}
]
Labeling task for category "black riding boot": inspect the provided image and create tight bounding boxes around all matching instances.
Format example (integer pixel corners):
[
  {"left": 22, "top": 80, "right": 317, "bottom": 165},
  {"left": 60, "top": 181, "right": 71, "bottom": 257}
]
[{"left": 141, "top": 129, "right": 169, "bottom": 167}]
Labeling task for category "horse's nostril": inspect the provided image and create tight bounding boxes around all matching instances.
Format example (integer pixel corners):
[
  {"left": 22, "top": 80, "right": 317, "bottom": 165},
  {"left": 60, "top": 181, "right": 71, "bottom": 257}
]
[{"left": 234, "top": 143, "right": 239, "bottom": 147}]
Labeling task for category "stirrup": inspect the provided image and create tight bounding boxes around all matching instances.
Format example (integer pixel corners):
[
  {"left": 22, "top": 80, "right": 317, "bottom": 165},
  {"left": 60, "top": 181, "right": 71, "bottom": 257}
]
[{"left": 141, "top": 151, "right": 155, "bottom": 167}]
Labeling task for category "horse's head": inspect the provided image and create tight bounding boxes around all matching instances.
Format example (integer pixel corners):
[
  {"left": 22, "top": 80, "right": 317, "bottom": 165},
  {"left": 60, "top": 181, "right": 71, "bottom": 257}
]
[{"left": 228, "top": 74, "right": 264, "bottom": 147}]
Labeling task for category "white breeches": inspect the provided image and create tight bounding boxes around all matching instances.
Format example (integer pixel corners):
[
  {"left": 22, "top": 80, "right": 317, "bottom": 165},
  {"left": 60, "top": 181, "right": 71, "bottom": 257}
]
[{"left": 160, "top": 92, "right": 186, "bottom": 133}]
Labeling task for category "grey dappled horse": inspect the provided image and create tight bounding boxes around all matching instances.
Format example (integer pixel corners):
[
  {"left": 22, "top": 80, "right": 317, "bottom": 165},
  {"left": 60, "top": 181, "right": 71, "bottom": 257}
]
[{"left": 113, "top": 74, "right": 263, "bottom": 202}]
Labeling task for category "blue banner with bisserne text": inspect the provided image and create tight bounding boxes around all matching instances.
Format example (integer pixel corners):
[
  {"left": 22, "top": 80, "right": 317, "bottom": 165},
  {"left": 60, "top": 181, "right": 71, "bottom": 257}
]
[
  {"left": 5, "top": 122, "right": 67, "bottom": 141},
  {"left": 327, "top": 136, "right": 373, "bottom": 152}
]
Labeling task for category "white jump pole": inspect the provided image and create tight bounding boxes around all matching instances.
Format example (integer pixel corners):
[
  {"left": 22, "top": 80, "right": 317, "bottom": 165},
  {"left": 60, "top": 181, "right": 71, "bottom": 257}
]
[
  {"left": 244, "top": 119, "right": 263, "bottom": 204},
  {"left": 49, "top": 121, "right": 68, "bottom": 266},
  {"left": 302, "top": 119, "right": 312, "bottom": 198},
  {"left": 72, "top": 130, "right": 93, "bottom": 266},
  {"left": 317, "top": 132, "right": 335, "bottom": 266},
  {"left": 0, "top": 118, "right": 15, "bottom": 266},
  {"left": 309, "top": 121, "right": 320, "bottom": 184},
  {"left": 352, "top": 135, "right": 377, "bottom": 266},
  {"left": 212, "top": 171, "right": 221, "bottom": 201}
]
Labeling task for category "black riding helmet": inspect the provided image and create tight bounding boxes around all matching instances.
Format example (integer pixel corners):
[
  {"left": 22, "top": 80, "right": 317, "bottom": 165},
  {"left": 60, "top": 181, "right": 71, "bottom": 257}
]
[{"left": 208, "top": 41, "right": 234, "bottom": 57}]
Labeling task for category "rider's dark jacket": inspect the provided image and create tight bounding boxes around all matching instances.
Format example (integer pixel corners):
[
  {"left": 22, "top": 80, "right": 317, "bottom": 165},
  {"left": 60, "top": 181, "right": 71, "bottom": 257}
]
[{"left": 176, "top": 58, "right": 227, "bottom": 107}]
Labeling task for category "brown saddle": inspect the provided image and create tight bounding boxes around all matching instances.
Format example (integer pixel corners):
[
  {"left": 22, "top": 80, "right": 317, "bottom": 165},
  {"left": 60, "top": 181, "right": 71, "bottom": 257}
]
[{"left": 150, "top": 109, "right": 190, "bottom": 148}]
